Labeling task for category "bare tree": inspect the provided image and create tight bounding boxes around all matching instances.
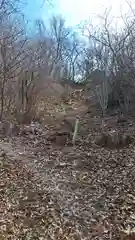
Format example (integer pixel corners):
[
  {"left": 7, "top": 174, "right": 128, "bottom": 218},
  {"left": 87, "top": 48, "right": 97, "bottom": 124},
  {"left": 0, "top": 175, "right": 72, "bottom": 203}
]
[
  {"left": 81, "top": 8, "right": 135, "bottom": 115},
  {"left": 0, "top": 0, "right": 27, "bottom": 119}
]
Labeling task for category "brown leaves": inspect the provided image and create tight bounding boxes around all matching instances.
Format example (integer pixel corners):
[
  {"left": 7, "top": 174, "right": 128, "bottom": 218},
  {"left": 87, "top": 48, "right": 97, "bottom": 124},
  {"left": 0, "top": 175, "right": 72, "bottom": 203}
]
[{"left": 1, "top": 113, "right": 135, "bottom": 239}]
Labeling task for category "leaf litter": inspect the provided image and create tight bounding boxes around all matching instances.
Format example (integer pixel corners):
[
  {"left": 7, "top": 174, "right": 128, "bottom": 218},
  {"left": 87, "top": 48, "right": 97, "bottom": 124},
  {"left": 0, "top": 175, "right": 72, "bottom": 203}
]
[{"left": 0, "top": 115, "right": 135, "bottom": 239}]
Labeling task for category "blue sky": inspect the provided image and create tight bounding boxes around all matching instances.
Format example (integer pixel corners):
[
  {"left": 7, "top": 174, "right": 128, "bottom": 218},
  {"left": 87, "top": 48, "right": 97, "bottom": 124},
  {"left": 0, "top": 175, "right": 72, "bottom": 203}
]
[
  {"left": 24, "top": 0, "right": 135, "bottom": 28},
  {"left": 23, "top": 0, "right": 42, "bottom": 21}
]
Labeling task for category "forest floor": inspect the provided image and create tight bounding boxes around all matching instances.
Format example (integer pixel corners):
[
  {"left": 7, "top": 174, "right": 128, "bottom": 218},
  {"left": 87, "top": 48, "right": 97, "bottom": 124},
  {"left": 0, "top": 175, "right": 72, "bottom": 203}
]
[{"left": 1, "top": 100, "right": 135, "bottom": 240}]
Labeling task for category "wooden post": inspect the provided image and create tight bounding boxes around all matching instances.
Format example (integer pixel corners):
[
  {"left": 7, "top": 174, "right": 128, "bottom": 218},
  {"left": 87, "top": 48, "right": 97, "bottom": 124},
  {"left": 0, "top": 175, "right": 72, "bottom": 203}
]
[{"left": 72, "top": 116, "right": 79, "bottom": 145}]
